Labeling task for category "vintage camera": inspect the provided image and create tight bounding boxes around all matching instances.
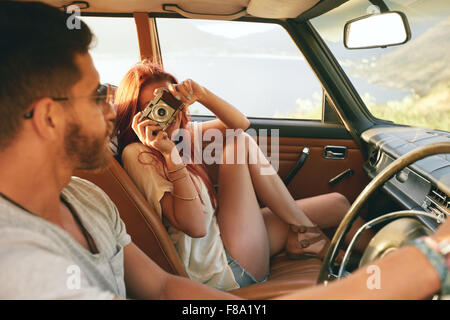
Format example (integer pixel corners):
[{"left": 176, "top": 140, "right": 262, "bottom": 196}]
[{"left": 138, "top": 88, "right": 184, "bottom": 131}]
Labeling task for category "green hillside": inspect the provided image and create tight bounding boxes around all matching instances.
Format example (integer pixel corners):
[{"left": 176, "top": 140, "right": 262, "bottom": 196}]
[{"left": 365, "top": 79, "right": 450, "bottom": 132}]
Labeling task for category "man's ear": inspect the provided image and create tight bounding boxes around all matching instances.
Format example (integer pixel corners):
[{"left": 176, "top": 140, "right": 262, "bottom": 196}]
[{"left": 29, "top": 97, "right": 65, "bottom": 141}]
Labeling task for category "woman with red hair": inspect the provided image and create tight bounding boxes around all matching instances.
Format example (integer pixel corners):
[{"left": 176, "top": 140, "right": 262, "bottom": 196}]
[{"left": 114, "top": 61, "right": 369, "bottom": 291}]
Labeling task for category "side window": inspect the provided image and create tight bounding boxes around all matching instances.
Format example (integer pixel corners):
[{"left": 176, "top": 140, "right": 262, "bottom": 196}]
[
  {"left": 156, "top": 19, "right": 323, "bottom": 120},
  {"left": 80, "top": 17, "right": 140, "bottom": 85},
  {"left": 311, "top": 0, "right": 450, "bottom": 131}
]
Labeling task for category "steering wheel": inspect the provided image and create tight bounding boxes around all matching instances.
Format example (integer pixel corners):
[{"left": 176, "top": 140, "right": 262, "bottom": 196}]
[{"left": 317, "top": 141, "right": 450, "bottom": 283}]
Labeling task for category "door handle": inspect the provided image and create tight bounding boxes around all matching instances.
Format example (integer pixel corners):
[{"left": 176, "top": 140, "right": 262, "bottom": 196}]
[
  {"left": 324, "top": 146, "right": 347, "bottom": 160},
  {"left": 284, "top": 147, "right": 309, "bottom": 186},
  {"left": 329, "top": 168, "right": 354, "bottom": 186}
]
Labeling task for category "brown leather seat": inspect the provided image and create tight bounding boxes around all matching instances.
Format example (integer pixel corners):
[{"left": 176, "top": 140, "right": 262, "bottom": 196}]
[
  {"left": 75, "top": 158, "right": 321, "bottom": 299},
  {"left": 232, "top": 254, "right": 321, "bottom": 299}
]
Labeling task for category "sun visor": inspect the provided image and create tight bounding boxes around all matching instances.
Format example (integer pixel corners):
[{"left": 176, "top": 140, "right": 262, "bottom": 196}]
[{"left": 247, "top": 0, "right": 320, "bottom": 19}]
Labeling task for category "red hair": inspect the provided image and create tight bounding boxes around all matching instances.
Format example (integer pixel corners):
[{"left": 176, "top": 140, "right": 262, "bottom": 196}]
[{"left": 114, "top": 61, "right": 217, "bottom": 209}]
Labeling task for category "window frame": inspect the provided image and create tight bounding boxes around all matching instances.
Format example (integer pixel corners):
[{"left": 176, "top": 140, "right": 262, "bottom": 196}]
[
  {"left": 79, "top": 14, "right": 142, "bottom": 86},
  {"left": 80, "top": 11, "right": 378, "bottom": 143},
  {"left": 154, "top": 15, "right": 331, "bottom": 122}
]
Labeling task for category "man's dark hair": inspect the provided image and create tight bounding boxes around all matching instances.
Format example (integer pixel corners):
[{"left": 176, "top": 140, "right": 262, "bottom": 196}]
[{"left": 0, "top": 1, "right": 93, "bottom": 150}]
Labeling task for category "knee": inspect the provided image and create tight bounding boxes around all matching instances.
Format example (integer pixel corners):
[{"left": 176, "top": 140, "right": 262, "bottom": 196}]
[
  {"left": 329, "top": 192, "right": 350, "bottom": 216},
  {"left": 223, "top": 130, "right": 253, "bottom": 149},
  {"left": 222, "top": 130, "right": 256, "bottom": 162}
]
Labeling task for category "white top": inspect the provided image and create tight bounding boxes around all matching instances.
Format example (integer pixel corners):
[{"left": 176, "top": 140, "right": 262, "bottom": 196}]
[{"left": 122, "top": 125, "right": 239, "bottom": 291}]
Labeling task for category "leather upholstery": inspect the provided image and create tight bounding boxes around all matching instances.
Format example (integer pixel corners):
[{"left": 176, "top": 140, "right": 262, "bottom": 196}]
[
  {"left": 230, "top": 254, "right": 322, "bottom": 299},
  {"left": 204, "top": 136, "right": 368, "bottom": 203},
  {"left": 75, "top": 157, "right": 323, "bottom": 298},
  {"left": 75, "top": 159, "right": 188, "bottom": 277},
  {"left": 259, "top": 136, "right": 368, "bottom": 203}
]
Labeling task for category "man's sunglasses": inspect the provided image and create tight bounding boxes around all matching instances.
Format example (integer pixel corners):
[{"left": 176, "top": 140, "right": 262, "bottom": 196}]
[{"left": 24, "top": 83, "right": 115, "bottom": 119}]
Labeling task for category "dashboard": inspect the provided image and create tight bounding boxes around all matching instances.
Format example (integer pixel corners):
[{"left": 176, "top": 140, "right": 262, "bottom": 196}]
[{"left": 361, "top": 126, "right": 450, "bottom": 230}]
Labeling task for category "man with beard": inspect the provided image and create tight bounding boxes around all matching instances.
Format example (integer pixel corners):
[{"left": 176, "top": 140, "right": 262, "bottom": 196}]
[
  {"left": 0, "top": 1, "right": 238, "bottom": 299},
  {"left": 1, "top": 1, "right": 449, "bottom": 300}
]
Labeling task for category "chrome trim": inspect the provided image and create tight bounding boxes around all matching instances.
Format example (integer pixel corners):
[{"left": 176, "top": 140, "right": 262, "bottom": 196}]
[
  {"left": 324, "top": 145, "right": 347, "bottom": 160},
  {"left": 337, "top": 210, "right": 443, "bottom": 279}
]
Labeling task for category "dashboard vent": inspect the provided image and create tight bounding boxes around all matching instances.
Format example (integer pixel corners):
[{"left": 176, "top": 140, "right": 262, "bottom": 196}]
[
  {"left": 368, "top": 148, "right": 380, "bottom": 167},
  {"left": 428, "top": 186, "right": 450, "bottom": 210}
]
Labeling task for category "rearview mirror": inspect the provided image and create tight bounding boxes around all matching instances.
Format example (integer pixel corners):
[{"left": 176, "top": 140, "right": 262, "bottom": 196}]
[{"left": 344, "top": 11, "right": 411, "bottom": 49}]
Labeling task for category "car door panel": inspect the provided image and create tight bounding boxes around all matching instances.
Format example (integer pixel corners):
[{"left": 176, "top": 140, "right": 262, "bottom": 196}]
[
  {"left": 275, "top": 136, "right": 368, "bottom": 203},
  {"left": 250, "top": 115, "right": 368, "bottom": 203},
  {"left": 195, "top": 116, "right": 368, "bottom": 204}
]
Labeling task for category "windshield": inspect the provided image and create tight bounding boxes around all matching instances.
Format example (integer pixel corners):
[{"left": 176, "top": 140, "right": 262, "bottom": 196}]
[{"left": 311, "top": 0, "right": 449, "bottom": 131}]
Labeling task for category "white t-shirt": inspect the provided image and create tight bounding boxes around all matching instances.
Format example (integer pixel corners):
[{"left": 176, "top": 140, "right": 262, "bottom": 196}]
[{"left": 0, "top": 177, "right": 131, "bottom": 299}]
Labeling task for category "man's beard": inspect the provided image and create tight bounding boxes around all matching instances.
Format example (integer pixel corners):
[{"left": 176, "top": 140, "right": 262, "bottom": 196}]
[{"left": 64, "top": 120, "right": 112, "bottom": 171}]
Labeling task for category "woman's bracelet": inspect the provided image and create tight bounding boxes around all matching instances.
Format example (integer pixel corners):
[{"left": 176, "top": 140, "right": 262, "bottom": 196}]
[
  {"left": 409, "top": 236, "right": 450, "bottom": 296},
  {"left": 168, "top": 174, "right": 188, "bottom": 183},
  {"left": 171, "top": 192, "right": 199, "bottom": 201},
  {"left": 167, "top": 164, "right": 186, "bottom": 174}
]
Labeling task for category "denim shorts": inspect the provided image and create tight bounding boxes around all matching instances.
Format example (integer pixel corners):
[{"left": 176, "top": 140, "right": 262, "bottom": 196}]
[{"left": 225, "top": 250, "right": 269, "bottom": 288}]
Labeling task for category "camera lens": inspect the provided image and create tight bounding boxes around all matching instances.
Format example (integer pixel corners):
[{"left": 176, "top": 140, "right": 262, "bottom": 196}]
[{"left": 157, "top": 108, "right": 167, "bottom": 117}]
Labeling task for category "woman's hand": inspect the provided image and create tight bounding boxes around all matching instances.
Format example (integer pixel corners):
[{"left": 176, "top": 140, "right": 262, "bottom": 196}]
[
  {"left": 167, "top": 79, "right": 207, "bottom": 107},
  {"left": 167, "top": 79, "right": 250, "bottom": 133},
  {"left": 132, "top": 112, "right": 176, "bottom": 156}
]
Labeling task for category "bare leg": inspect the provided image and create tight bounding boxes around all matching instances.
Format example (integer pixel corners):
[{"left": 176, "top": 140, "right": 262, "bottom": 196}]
[
  {"left": 262, "top": 193, "right": 373, "bottom": 256},
  {"left": 216, "top": 150, "right": 271, "bottom": 281},
  {"left": 216, "top": 132, "right": 319, "bottom": 280},
  {"left": 239, "top": 133, "right": 330, "bottom": 255},
  {"left": 216, "top": 132, "right": 372, "bottom": 279},
  {"left": 236, "top": 132, "right": 372, "bottom": 255}
]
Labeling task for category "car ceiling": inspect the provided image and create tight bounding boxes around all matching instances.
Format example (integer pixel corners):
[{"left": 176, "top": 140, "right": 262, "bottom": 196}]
[{"left": 20, "top": 0, "right": 349, "bottom": 19}]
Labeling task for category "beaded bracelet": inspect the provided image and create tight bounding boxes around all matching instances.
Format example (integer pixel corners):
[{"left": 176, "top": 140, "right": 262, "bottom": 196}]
[{"left": 409, "top": 236, "right": 449, "bottom": 296}]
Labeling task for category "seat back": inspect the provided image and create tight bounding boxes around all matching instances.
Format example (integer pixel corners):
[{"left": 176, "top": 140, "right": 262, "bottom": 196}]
[
  {"left": 76, "top": 157, "right": 321, "bottom": 299},
  {"left": 75, "top": 158, "right": 188, "bottom": 277}
]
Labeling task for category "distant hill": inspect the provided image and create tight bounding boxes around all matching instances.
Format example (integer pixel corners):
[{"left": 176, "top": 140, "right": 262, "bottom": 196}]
[
  {"left": 157, "top": 20, "right": 300, "bottom": 57},
  {"left": 349, "top": 17, "right": 450, "bottom": 96},
  {"left": 159, "top": 16, "right": 450, "bottom": 97},
  {"left": 367, "top": 79, "right": 450, "bottom": 131}
]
